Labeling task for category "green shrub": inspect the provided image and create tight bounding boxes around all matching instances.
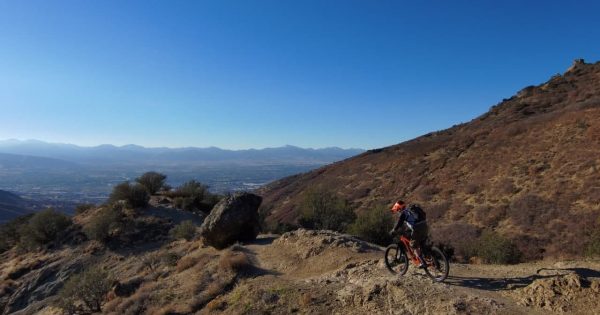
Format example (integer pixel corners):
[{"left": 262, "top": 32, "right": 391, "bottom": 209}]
[
  {"left": 19, "top": 209, "right": 71, "bottom": 250},
  {"left": 135, "top": 171, "right": 167, "bottom": 195},
  {"left": 108, "top": 181, "right": 150, "bottom": 208},
  {"left": 75, "top": 203, "right": 96, "bottom": 215},
  {"left": 84, "top": 205, "right": 123, "bottom": 243},
  {"left": 473, "top": 231, "right": 521, "bottom": 264},
  {"left": 168, "top": 180, "right": 221, "bottom": 213},
  {"left": 170, "top": 220, "right": 196, "bottom": 241},
  {"left": 297, "top": 189, "right": 356, "bottom": 232},
  {"left": 56, "top": 266, "right": 113, "bottom": 313},
  {"left": 348, "top": 205, "right": 394, "bottom": 246},
  {"left": 0, "top": 214, "right": 33, "bottom": 253}
]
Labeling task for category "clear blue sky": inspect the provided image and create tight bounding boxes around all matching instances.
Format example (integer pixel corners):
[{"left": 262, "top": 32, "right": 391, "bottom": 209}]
[{"left": 1, "top": 0, "right": 599, "bottom": 149}]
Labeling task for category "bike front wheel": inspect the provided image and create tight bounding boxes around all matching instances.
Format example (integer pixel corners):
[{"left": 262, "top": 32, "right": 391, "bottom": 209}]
[
  {"left": 423, "top": 246, "right": 449, "bottom": 282},
  {"left": 384, "top": 244, "right": 409, "bottom": 276}
]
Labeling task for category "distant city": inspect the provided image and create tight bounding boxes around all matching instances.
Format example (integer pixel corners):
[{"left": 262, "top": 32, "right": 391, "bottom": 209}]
[{"left": 0, "top": 140, "right": 364, "bottom": 213}]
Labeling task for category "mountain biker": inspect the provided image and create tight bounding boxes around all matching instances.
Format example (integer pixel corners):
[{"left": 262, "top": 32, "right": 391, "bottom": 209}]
[{"left": 389, "top": 200, "right": 428, "bottom": 267}]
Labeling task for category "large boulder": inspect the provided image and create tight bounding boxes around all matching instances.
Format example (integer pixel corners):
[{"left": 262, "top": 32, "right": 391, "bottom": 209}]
[{"left": 199, "top": 192, "right": 262, "bottom": 249}]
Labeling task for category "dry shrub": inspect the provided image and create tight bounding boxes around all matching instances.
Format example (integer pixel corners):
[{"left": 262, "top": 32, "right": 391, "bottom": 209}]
[
  {"left": 464, "top": 183, "right": 479, "bottom": 195},
  {"left": 496, "top": 178, "right": 519, "bottom": 195},
  {"left": 140, "top": 252, "right": 162, "bottom": 273},
  {"left": 169, "top": 220, "right": 196, "bottom": 241},
  {"left": 426, "top": 202, "right": 451, "bottom": 221},
  {"left": 431, "top": 223, "right": 481, "bottom": 262},
  {"left": 508, "top": 194, "right": 557, "bottom": 228},
  {"left": 299, "top": 292, "right": 314, "bottom": 307},
  {"left": 206, "top": 298, "right": 227, "bottom": 311},
  {"left": 161, "top": 251, "right": 181, "bottom": 267},
  {"left": 56, "top": 266, "right": 112, "bottom": 313},
  {"left": 416, "top": 185, "right": 440, "bottom": 201},
  {"left": 218, "top": 250, "right": 251, "bottom": 275},
  {"left": 205, "top": 279, "right": 229, "bottom": 299},
  {"left": 176, "top": 254, "right": 210, "bottom": 273},
  {"left": 104, "top": 281, "right": 157, "bottom": 315},
  {"left": 473, "top": 205, "right": 507, "bottom": 227},
  {"left": 512, "top": 235, "right": 546, "bottom": 261},
  {"left": 188, "top": 275, "right": 235, "bottom": 312}
]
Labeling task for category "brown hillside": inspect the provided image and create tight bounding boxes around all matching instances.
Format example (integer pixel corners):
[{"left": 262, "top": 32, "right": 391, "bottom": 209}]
[{"left": 259, "top": 59, "right": 600, "bottom": 260}]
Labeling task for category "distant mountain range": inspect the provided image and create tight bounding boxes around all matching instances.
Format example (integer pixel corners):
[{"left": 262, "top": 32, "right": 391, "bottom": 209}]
[{"left": 0, "top": 140, "right": 364, "bottom": 166}]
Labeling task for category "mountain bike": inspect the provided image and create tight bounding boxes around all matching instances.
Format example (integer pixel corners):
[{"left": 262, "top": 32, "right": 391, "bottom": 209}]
[{"left": 384, "top": 231, "right": 449, "bottom": 282}]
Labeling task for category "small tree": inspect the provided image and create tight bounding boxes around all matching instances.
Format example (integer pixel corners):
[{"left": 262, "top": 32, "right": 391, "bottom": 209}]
[
  {"left": 298, "top": 189, "right": 356, "bottom": 232},
  {"left": 19, "top": 209, "right": 71, "bottom": 250},
  {"left": 348, "top": 205, "right": 394, "bottom": 246},
  {"left": 135, "top": 171, "right": 167, "bottom": 195},
  {"left": 108, "top": 181, "right": 149, "bottom": 208},
  {"left": 170, "top": 220, "right": 197, "bottom": 241},
  {"left": 56, "top": 266, "right": 113, "bottom": 313}
]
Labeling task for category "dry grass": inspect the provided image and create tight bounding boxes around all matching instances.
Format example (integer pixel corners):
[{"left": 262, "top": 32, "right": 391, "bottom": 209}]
[
  {"left": 176, "top": 253, "right": 211, "bottom": 273},
  {"left": 206, "top": 298, "right": 227, "bottom": 311},
  {"left": 103, "top": 281, "right": 158, "bottom": 315},
  {"left": 299, "top": 292, "right": 314, "bottom": 307},
  {"left": 176, "top": 255, "right": 199, "bottom": 272},
  {"left": 218, "top": 250, "right": 251, "bottom": 275}
]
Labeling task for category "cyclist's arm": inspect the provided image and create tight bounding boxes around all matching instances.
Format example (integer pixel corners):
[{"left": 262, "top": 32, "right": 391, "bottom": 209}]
[{"left": 393, "top": 212, "right": 406, "bottom": 231}]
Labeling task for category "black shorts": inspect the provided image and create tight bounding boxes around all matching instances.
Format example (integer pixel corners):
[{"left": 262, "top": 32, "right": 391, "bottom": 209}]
[{"left": 410, "top": 223, "right": 428, "bottom": 248}]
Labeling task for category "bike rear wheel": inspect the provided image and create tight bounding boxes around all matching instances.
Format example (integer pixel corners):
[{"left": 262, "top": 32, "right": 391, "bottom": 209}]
[
  {"left": 384, "top": 244, "right": 409, "bottom": 275},
  {"left": 423, "top": 246, "right": 449, "bottom": 282}
]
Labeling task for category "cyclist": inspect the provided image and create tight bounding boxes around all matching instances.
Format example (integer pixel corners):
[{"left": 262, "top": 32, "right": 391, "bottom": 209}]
[{"left": 389, "top": 200, "right": 428, "bottom": 267}]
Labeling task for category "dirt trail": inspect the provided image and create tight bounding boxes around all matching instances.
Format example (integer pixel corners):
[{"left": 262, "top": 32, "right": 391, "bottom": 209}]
[{"left": 223, "top": 230, "right": 600, "bottom": 315}]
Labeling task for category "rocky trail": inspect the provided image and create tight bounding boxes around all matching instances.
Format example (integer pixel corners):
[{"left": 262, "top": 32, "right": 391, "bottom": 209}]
[{"left": 230, "top": 230, "right": 600, "bottom": 315}]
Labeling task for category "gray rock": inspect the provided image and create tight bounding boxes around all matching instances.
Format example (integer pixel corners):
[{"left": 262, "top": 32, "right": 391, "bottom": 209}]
[
  {"left": 199, "top": 192, "right": 262, "bottom": 249},
  {"left": 4, "top": 258, "right": 83, "bottom": 315}
]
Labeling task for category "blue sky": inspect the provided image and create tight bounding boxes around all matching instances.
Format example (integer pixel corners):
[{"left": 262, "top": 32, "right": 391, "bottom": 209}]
[{"left": 1, "top": 1, "right": 599, "bottom": 150}]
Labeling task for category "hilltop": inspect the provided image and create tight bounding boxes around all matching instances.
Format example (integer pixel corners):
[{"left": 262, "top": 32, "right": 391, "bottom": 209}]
[{"left": 259, "top": 59, "right": 600, "bottom": 260}]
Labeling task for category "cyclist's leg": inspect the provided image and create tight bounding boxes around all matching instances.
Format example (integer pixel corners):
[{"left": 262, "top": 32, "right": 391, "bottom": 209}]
[{"left": 410, "top": 226, "right": 427, "bottom": 266}]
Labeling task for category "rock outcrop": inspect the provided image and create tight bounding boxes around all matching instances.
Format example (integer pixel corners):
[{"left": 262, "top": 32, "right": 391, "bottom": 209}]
[
  {"left": 512, "top": 273, "right": 600, "bottom": 313},
  {"left": 199, "top": 192, "right": 262, "bottom": 249}
]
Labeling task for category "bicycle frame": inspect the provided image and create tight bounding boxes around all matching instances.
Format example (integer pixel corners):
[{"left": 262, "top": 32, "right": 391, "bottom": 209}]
[{"left": 398, "top": 235, "right": 421, "bottom": 266}]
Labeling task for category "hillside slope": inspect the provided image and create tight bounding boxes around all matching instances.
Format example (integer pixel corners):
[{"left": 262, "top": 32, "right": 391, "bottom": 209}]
[
  {"left": 259, "top": 59, "right": 600, "bottom": 260},
  {"left": 2, "top": 228, "right": 599, "bottom": 314}
]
